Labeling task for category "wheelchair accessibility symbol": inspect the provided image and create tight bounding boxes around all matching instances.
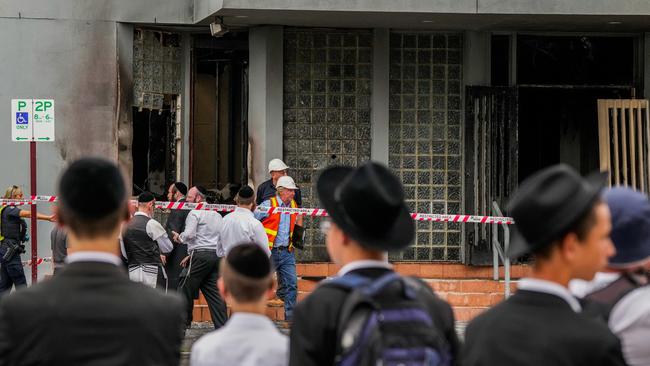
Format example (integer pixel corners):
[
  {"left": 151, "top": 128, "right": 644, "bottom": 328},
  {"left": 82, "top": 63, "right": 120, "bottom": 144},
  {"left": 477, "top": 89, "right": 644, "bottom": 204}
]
[{"left": 16, "top": 112, "right": 29, "bottom": 125}]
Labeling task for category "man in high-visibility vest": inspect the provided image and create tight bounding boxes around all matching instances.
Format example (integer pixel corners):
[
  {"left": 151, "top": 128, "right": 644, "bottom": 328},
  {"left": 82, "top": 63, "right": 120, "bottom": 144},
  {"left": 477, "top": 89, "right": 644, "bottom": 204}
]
[{"left": 256, "top": 175, "right": 300, "bottom": 321}]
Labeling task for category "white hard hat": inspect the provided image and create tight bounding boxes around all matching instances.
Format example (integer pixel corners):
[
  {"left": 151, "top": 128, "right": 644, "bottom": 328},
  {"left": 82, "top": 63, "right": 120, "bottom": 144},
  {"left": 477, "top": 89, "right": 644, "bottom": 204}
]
[
  {"left": 268, "top": 159, "right": 289, "bottom": 173},
  {"left": 276, "top": 176, "right": 298, "bottom": 190}
]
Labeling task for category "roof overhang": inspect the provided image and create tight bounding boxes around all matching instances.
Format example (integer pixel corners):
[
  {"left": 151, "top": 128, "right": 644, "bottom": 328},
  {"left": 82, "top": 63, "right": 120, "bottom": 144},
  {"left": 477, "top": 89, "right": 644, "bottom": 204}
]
[{"left": 194, "top": 0, "right": 650, "bottom": 32}]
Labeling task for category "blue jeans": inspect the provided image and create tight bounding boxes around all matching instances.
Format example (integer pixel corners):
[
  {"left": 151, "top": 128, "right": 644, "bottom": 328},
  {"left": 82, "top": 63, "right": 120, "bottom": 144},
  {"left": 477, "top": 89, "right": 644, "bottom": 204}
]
[
  {"left": 271, "top": 247, "right": 297, "bottom": 321},
  {"left": 0, "top": 243, "right": 27, "bottom": 295}
]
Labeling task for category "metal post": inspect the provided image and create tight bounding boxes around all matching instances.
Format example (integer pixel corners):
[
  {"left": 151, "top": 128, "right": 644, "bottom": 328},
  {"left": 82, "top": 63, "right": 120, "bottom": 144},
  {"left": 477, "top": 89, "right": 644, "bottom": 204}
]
[
  {"left": 29, "top": 141, "right": 38, "bottom": 283},
  {"left": 492, "top": 222, "right": 498, "bottom": 281}
]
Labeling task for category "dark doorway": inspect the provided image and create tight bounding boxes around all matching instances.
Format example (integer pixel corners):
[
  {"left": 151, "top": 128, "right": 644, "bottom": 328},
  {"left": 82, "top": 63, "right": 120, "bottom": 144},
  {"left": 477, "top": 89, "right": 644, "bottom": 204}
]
[
  {"left": 132, "top": 101, "right": 178, "bottom": 197},
  {"left": 519, "top": 87, "right": 633, "bottom": 178},
  {"left": 191, "top": 32, "right": 249, "bottom": 193},
  {"left": 516, "top": 34, "right": 639, "bottom": 181}
]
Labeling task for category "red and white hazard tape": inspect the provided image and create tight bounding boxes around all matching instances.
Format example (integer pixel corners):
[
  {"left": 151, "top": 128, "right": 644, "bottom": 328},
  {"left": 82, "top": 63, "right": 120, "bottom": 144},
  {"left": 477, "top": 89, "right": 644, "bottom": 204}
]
[
  {"left": 0, "top": 196, "right": 515, "bottom": 225},
  {"left": 21, "top": 257, "right": 53, "bottom": 267}
]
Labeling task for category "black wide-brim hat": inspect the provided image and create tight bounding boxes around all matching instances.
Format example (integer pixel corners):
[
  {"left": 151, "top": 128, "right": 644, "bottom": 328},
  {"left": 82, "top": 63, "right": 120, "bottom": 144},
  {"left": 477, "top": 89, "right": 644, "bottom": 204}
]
[
  {"left": 317, "top": 162, "right": 415, "bottom": 251},
  {"left": 507, "top": 164, "right": 608, "bottom": 258}
]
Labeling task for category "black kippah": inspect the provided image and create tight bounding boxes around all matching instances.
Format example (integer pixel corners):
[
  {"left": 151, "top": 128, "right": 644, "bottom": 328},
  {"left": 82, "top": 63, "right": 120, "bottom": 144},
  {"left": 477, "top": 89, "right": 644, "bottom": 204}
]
[
  {"left": 174, "top": 182, "right": 188, "bottom": 196},
  {"left": 196, "top": 185, "right": 209, "bottom": 197},
  {"left": 238, "top": 186, "right": 254, "bottom": 199},
  {"left": 138, "top": 191, "right": 155, "bottom": 203},
  {"left": 226, "top": 244, "right": 271, "bottom": 279},
  {"left": 58, "top": 158, "right": 126, "bottom": 219}
]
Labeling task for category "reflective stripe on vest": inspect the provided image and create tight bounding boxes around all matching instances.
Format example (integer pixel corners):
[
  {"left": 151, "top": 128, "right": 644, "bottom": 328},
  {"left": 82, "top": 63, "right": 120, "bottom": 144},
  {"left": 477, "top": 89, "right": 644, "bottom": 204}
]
[{"left": 261, "top": 197, "right": 297, "bottom": 250}]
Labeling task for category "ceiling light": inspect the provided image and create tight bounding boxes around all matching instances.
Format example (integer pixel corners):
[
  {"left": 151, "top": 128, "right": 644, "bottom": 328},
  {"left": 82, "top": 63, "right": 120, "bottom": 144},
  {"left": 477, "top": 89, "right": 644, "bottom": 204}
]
[
  {"left": 607, "top": 21, "right": 623, "bottom": 25},
  {"left": 421, "top": 20, "right": 435, "bottom": 23}
]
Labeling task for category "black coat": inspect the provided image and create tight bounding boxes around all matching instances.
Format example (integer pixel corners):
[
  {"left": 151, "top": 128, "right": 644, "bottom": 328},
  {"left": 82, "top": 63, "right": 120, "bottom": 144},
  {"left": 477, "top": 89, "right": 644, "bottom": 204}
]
[
  {"left": 164, "top": 199, "right": 190, "bottom": 289},
  {"left": 289, "top": 267, "right": 460, "bottom": 366},
  {"left": 0, "top": 261, "right": 186, "bottom": 366},
  {"left": 463, "top": 290, "right": 627, "bottom": 366}
]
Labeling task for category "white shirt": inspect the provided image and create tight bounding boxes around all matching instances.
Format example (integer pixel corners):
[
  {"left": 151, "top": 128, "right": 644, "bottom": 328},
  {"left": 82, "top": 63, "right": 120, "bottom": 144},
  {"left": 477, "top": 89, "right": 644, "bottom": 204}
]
[
  {"left": 120, "top": 212, "right": 173, "bottom": 258},
  {"left": 221, "top": 207, "right": 270, "bottom": 256},
  {"left": 66, "top": 251, "right": 123, "bottom": 266},
  {"left": 180, "top": 209, "right": 224, "bottom": 255},
  {"left": 337, "top": 258, "right": 392, "bottom": 277},
  {"left": 518, "top": 277, "right": 582, "bottom": 313},
  {"left": 190, "top": 312, "right": 288, "bottom": 366},
  {"left": 570, "top": 272, "right": 650, "bottom": 366}
]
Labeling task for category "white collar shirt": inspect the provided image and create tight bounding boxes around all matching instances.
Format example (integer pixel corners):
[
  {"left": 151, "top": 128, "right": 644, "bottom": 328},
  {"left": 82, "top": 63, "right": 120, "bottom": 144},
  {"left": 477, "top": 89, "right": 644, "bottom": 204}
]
[
  {"left": 221, "top": 207, "right": 270, "bottom": 256},
  {"left": 66, "top": 251, "right": 123, "bottom": 266},
  {"left": 179, "top": 209, "right": 224, "bottom": 255},
  {"left": 337, "top": 259, "right": 392, "bottom": 277},
  {"left": 518, "top": 277, "right": 582, "bottom": 313},
  {"left": 190, "top": 312, "right": 288, "bottom": 366}
]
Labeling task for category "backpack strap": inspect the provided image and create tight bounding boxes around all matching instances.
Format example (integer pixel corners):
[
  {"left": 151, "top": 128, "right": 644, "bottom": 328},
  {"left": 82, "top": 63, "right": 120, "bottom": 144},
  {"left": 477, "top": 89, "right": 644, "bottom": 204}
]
[{"left": 584, "top": 272, "right": 649, "bottom": 320}]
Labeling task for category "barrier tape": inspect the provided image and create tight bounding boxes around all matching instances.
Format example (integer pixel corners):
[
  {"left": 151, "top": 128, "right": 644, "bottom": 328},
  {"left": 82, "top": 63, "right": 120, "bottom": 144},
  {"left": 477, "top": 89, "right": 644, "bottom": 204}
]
[
  {"left": 0, "top": 196, "right": 515, "bottom": 225},
  {"left": 21, "top": 257, "right": 53, "bottom": 267}
]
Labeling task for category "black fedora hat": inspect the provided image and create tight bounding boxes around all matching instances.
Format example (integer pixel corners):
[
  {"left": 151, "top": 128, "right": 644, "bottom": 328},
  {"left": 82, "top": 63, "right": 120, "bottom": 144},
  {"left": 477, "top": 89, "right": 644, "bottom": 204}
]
[
  {"left": 507, "top": 164, "right": 607, "bottom": 258},
  {"left": 317, "top": 162, "right": 415, "bottom": 251}
]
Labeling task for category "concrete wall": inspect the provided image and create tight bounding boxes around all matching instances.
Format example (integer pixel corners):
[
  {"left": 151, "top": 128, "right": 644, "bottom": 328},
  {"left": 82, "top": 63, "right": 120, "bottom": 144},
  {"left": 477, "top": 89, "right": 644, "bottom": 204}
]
[
  {"left": 0, "top": 17, "right": 121, "bottom": 280},
  {"left": 0, "top": 0, "right": 193, "bottom": 23}
]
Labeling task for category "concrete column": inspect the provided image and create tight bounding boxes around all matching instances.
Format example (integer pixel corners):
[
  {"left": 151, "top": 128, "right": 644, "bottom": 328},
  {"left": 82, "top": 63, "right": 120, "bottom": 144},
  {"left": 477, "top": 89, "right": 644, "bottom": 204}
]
[
  {"left": 248, "top": 26, "right": 284, "bottom": 187},
  {"left": 181, "top": 33, "right": 192, "bottom": 183},
  {"left": 371, "top": 28, "right": 390, "bottom": 165}
]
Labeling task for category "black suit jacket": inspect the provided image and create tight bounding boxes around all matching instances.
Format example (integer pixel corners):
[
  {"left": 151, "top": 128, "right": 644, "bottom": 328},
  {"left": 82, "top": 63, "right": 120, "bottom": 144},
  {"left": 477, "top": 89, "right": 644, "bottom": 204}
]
[
  {"left": 463, "top": 289, "right": 627, "bottom": 366},
  {"left": 0, "top": 261, "right": 186, "bottom": 366},
  {"left": 289, "top": 267, "right": 460, "bottom": 366}
]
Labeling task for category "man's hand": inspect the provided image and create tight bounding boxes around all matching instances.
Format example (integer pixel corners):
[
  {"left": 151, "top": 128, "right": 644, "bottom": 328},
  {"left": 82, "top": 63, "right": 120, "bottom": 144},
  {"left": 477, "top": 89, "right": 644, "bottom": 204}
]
[
  {"left": 172, "top": 231, "right": 181, "bottom": 243},
  {"left": 180, "top": 256, "right": 190, "bottom": 268},
  {"left": 160, "top": 255, "right": 167, "bottom": 265}
]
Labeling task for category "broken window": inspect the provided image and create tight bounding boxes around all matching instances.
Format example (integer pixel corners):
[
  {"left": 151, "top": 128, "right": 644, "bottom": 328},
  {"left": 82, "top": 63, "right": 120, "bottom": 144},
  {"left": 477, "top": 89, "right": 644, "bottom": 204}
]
[{"left": 132, "top": 29, "right": 183, "bottom": 197}]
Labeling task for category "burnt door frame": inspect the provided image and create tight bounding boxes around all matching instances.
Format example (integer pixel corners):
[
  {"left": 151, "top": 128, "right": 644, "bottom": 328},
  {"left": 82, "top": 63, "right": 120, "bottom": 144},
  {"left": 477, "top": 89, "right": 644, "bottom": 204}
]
[{"left": 463, "top": 86, "right": 518, "bottom": 265}]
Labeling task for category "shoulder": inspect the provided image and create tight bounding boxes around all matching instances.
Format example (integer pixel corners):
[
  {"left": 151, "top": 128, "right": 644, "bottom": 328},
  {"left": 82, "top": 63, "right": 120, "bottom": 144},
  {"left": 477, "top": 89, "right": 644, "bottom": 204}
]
[
  {"left": 147, "top": 218, "right": 165, "bottom": 229},
  {"left": 294, "top": 281, "right": 349, "bottom": 319},
  {"left": 3, "top": 206, "right": 20, "bottom": 217}
]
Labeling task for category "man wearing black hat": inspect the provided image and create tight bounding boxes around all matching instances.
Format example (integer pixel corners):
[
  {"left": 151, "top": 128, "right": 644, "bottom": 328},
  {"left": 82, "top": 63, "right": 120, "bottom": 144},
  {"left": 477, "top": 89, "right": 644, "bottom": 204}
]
[
  {"left": 570, "top": 187, "right": 650, "bottom": 366},
  {"left": 221, "top": 186, "right": 270, "bottom": 256},
  {"left": 463, "top": 164, "right": 626, "bottom": 366},
  {"left": 121, "top": 192, "right": 173, "bottom": 288},
  {"left": 173, "top": 185, "right": 227, "bottom": 328},
  {"left": 0, "top": 158, "right": 185, "bottom": 365},
  {"left": 165, "top": 181, "right": 190, "bottom": 291},
  {"left": 290, "top": 162, "right": 459, "bottom": 366}
]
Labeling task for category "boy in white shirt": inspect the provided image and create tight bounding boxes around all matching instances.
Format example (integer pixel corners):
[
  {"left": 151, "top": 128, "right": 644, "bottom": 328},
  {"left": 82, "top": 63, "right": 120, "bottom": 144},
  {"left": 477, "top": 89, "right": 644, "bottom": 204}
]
[{"left": 190, "top": 244, "right": 288, "bottom": 366}]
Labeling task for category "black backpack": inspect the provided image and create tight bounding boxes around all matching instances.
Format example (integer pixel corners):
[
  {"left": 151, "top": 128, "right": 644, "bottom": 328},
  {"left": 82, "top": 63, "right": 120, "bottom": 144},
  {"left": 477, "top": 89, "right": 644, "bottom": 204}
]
[{"left": 323, "top": 272, "right": 452, "bottom": 366}]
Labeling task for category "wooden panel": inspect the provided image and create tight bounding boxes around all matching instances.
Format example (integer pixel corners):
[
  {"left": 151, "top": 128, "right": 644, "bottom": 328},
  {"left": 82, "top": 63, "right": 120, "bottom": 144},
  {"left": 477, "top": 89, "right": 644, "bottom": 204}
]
[
  {"left": 636, "top": 105, "right": 644, "bottom": 191},
  {"left": 597, "top": 99, "right": 650, "bottom": 192}
]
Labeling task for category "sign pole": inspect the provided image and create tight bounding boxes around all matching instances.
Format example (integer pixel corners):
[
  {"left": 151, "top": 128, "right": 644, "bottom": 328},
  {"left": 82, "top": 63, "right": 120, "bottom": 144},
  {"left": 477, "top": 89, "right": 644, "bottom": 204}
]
[{"left": 30, "top": 140, "right": 38, "bottom": 283}]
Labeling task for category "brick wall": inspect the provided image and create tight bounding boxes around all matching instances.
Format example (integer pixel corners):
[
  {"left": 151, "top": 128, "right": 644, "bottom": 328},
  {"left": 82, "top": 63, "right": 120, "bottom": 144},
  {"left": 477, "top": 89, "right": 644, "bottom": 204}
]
[{"left": 193, "top": 262, "right": 530, "bottom": 324}]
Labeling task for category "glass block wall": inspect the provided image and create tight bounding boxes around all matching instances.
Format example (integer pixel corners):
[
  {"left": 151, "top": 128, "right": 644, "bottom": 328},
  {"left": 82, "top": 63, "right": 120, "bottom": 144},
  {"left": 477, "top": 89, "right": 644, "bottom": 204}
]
[
  {"left": 133, "top": 29, "right": 182, "bottom": 109},
  {"left": 283, "top": 29, "right": 373, "bottom": 261},
  {"left": 388, "top": 33, "right": 463, "bottom": 261}
]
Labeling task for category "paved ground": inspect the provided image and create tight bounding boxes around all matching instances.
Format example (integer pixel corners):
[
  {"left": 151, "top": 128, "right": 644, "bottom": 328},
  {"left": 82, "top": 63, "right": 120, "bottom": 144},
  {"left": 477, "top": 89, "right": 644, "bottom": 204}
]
[{"left": 180, "top": 321, "right": 467, "bottom": 365}]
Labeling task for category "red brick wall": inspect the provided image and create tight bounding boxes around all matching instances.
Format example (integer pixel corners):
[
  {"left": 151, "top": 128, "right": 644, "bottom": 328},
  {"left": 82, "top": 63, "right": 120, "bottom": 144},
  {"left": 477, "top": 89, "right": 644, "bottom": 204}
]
[{"left": 193, "top": 262, "right": 531, "bottom": 323}]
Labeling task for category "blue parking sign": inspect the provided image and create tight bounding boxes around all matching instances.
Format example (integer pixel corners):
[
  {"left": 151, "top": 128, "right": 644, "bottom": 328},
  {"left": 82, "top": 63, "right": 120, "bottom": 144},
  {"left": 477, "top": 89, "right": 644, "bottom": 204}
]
[{"left": 16, "top": 112, "right": 29, "bottom": 125}]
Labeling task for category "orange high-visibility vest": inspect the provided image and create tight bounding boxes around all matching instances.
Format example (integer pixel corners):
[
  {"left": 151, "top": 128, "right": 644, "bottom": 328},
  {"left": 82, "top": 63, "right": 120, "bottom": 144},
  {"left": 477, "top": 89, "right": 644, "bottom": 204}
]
[{"left": 262, "top": 196, "right": 297, "bottom": 250}]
